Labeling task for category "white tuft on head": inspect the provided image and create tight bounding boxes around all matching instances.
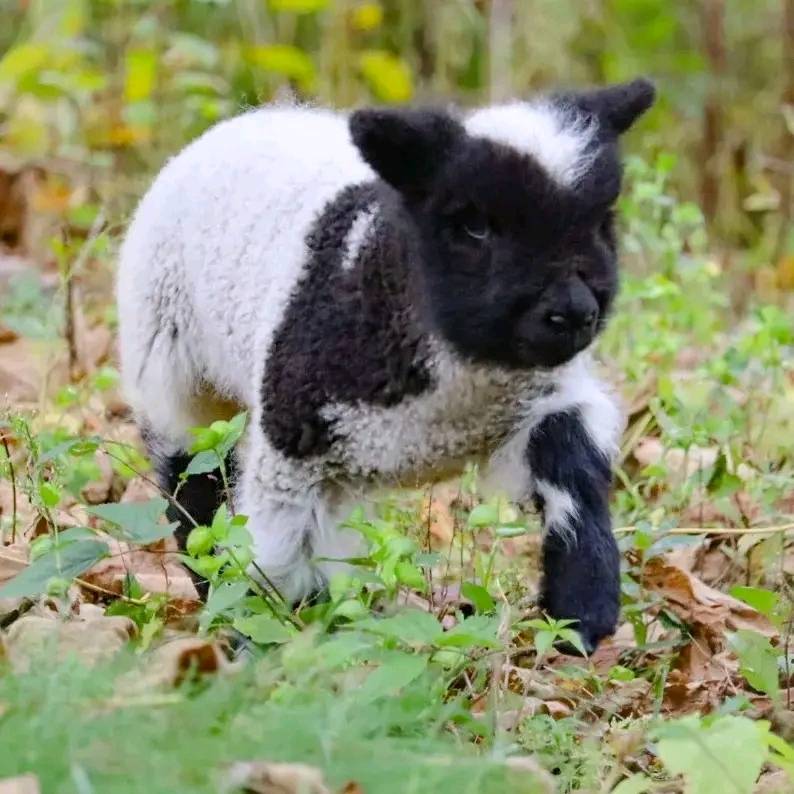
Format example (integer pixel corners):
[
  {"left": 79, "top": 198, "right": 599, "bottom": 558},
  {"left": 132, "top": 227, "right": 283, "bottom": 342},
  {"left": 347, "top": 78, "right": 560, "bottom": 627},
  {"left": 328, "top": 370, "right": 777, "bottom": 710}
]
[{"left": 465, "top": 102, "right": 597, "bottom": 187}]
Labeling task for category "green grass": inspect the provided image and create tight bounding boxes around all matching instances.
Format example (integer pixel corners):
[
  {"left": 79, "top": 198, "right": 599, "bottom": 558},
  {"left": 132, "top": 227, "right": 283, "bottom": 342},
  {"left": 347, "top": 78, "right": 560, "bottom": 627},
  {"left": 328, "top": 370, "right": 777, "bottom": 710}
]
[{"left": 0, "top": 648, "right": 550, "bottom": 794}]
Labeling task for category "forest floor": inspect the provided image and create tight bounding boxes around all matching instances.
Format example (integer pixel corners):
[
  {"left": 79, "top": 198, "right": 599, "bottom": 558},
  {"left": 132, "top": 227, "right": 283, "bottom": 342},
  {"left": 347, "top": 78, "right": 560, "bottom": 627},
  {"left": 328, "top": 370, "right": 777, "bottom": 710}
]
[{"left": 0, "top": 154, "right": 793, "bottom": 794}]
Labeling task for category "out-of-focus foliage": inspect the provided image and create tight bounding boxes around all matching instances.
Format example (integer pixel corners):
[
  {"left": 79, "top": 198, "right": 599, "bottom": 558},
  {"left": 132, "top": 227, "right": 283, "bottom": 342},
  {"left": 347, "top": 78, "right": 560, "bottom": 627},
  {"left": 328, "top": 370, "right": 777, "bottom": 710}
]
[{"left": 0, "top": 0, "right": 791, "bottom": 257}]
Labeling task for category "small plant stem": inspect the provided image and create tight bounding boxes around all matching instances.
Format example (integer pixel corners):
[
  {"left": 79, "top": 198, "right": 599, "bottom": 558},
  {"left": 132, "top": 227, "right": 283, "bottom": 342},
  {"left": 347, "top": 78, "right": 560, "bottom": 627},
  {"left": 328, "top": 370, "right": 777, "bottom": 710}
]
[
  {"left": 100, "top": 444, "right": 199, "bottom": 529},
  {"left": 614, "top": 522, "right": 794, "bottom": 536},
  {"left": 74, "top": 577, "right": 147, "bottom": 605},
  {"left": 1, "top": 433, "right": 18, "bottom": 544}
]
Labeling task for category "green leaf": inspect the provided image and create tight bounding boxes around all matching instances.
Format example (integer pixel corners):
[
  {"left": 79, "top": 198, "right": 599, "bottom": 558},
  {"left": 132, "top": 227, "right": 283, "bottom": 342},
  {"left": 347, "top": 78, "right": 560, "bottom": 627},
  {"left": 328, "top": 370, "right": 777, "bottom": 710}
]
[
  {"left": 201, "top": 580, "right": 249, "bottom": 628},
  {"left": 184, "top": 449, "right": 222, "bottom": 476},
  {"left": 269, "top": 0, "right": 328, "bottom": 12},
  {"left": 245, "top": 45, "right": 315, "bottom": 91},
  {"left": 358, "top": 50, "right": 413, "bottom": 103},
  {"left": 558, "top": 628, "right": 588, "bottom": 657},
  {"left": 356, "top": 610, "right": 441, "bottom": 647},
  {"left": 0, "top": 540, "right": 108, "bottom": 599},
  {"left": 533, "top": 630, "right": 555, "bottom": 658},
  {"left": 357, "top": 652, "right": 428, "bottom": 703},
  {"left": 233, "top": 614, "right": 294, "bottom": 645},
  {"left": 727, "top": 630, "right": 780, "bottom": 698},
  {"left": 436, "top": 615, "right": 501, "bottom": 650},
  {"left": 87, "top": 498, "right": 177, "bottom": 545},
  {"left": 729, "top": 586, "right": 779, "bottom": 620},
  {"left": 654, "top": 714, "right": 770, "bottom": 794},
  {"left": 461, "top": 582, "right": 495, "bottom": 614},
  {"left": 39, "top": 481, "right": 61, "bottom": 508},
  {"left": 467, "top": 503, "right": 499, "bottom": 528}
]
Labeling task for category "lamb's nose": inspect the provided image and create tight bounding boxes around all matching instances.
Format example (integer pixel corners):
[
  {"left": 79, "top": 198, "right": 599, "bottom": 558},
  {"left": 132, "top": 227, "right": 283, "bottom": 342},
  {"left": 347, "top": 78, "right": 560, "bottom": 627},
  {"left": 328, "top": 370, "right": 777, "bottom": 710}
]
[{"left": 546, "top": 307, "right": 598, "bottom": 332}]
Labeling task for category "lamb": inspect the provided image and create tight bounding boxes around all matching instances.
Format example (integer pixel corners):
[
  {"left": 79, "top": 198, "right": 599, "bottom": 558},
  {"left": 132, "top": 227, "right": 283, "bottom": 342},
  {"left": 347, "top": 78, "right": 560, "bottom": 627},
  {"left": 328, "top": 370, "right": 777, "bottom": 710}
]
[{"left": 116, "top": 78, "right": 655, "bottom": 652}]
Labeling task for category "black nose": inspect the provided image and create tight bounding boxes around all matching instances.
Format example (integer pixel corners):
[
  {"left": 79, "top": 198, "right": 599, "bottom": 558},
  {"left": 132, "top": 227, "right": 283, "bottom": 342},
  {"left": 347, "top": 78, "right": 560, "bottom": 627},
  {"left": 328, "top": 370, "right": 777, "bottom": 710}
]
[{"left": 546, "top": 307, "right": 598, "bottom": 332}]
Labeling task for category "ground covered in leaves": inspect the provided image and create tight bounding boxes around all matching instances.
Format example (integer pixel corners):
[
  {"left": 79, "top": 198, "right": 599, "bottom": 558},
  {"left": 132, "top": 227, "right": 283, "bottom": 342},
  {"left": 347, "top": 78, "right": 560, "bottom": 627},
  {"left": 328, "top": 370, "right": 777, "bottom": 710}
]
[{"left": 0, "top": 114, "right": 793, "bottom": 794}]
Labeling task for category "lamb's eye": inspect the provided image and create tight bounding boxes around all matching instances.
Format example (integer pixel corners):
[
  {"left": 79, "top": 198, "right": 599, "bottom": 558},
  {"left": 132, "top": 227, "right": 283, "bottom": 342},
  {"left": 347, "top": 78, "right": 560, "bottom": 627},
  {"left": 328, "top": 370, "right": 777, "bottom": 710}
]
[
  {"left": 448, "top": 206, "right": 491, "bottom": 244},
  {"left": 464, "top": 222, "right": 490, "bottom": 241}
]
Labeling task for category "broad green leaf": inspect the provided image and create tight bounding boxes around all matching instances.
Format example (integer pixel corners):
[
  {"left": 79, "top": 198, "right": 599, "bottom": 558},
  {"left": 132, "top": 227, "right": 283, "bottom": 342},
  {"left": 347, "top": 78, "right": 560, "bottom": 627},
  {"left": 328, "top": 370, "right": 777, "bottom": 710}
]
[
  {"left": 654, "top": 714, "right": 770, "bottom": 794},
  {"left": 124, "top": 49, "right": 157, "bottom": 103},
  {"left": 461, "top": 582, "right": 495, "bottom": 614},
  {"left": 533, "top": 630, "right": 555, "bottom": 658},
  {"left": 356, "top": 610, "right": 441, "bottom": 647},
  {"left": 184, "top": 449, "right": 222, "bottom": 476},
  {"left": 467, "top": 503, "right": 499, "bottom": 528},
  {"left": 233, "top": 614, "right": 294, "bottom": 645},
  {"left": 246, "top": 45, "right": 315, "bottom": 91},
  {"left": 351, "top": 2, "right": 383, "bottom": 31},
  {"left": 201, "top": 580, "right": 249, "bottom": 628},
  {"left": 38, "top": 481, "right": 61, "bottom": 508},
  {"left": 269, "top": 0, "right": 328, "bottom": 12},
  {"left": 358, "top": 50, "right": 412, "bottom": 103},
  {"left": 357, "top": 652, "right": 427, "bottom": 703},
  {"left": 558, "top": 629, "right": 588, "bottom": 657},
  {"left": 727, "top": 630, "right": 780, "bottom": 698},
  {"left": 0, "top": 43, "right": 49, "bottom": 82},
  {"left": 0, "top": 540, "right": 108, "bottom": 599},
  {"left": 87, "top": 498, "right": 177, "bottom": 545},
  {"left": 729, "top": 586, "right": 779, "bottom": 620},
  {"left": 436, "top": 615, "right": 501, "bottom": 650}
]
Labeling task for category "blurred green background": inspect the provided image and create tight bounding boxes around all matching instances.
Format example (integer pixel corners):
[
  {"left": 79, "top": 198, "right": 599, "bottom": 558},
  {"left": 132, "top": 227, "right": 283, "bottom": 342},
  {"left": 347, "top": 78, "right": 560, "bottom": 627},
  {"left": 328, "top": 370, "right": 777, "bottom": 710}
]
[{"left": 0, "top": 0, "right": 791, "bottom": 269}]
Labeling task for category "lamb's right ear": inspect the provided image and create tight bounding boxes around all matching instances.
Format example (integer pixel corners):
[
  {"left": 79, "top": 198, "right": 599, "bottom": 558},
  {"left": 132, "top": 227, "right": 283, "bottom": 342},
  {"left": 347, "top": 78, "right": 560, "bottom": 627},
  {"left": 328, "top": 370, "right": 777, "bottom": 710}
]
[{"left": 349, "top": 107, "right": 463, "bottom": 195}]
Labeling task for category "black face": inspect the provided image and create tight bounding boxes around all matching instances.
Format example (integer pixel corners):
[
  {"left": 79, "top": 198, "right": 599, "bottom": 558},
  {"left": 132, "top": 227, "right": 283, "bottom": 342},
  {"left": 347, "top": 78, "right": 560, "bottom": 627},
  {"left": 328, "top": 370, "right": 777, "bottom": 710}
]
[
  {"left": 409, "top": 140, "right": 620, "bottom": 368},
  {"left": 350, "top": 78, "right": 655, "bottom": 370}
]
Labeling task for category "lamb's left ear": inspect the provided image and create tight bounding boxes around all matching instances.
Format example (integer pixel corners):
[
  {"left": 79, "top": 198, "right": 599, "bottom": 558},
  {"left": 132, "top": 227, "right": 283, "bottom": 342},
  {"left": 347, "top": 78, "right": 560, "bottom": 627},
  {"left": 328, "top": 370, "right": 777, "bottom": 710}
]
[
  {"left": 571, "top": 78, "right": 656, "bottom": 135},
  {"left": 350, "top": 107, "right": 463, "bottom": 195}
]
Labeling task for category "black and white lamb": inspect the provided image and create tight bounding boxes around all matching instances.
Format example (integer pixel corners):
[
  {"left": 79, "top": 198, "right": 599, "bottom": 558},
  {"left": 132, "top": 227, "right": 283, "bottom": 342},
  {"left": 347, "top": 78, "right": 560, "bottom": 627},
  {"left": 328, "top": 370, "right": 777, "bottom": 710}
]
[{"left": 117, "top": 78, "right": 656, "bottom": 652}]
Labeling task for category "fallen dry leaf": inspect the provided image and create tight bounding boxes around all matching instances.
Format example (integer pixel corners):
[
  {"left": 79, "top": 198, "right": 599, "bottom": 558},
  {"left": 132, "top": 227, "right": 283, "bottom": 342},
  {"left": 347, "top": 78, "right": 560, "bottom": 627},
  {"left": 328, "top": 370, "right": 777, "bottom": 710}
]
[
  {"left": 142, "top": 637, "right": 232, "bottom": 688},
  {"left": 120, "top": 476, "right": 160, "bottom": 503},
  {"left": 1, "top": 608, "right": 135, "bottom": 672},
  {"left": 223, "top": 762, "right": 331, "bottom": 794},
  {"left": 633, "top": 438, "right": 754, "bottom": 484},
  {"left": 0, "top": 338, "right": 67, "bottom": 403},
  {"left": 0, "top": 774, "right": 41, "bottom": 794},
  {"left": 81, "top": 535, "right": 199, "bottom": 604},
  {"left": 338, "top": 783, "right": 365, "bottom": 794},
  {"left": 642, "top": 556, "right": 778, "bottom": 639},
  {"left": 0, "top": 542, "right": 29, "bottom": 618}
]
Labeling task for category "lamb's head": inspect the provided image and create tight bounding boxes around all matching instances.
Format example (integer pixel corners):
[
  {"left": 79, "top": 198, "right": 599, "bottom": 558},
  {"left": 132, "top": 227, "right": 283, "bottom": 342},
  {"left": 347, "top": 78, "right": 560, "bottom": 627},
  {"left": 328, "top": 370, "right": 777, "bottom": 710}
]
[{"left": 349, "top": 78, "right": 655, "bottom": 369}]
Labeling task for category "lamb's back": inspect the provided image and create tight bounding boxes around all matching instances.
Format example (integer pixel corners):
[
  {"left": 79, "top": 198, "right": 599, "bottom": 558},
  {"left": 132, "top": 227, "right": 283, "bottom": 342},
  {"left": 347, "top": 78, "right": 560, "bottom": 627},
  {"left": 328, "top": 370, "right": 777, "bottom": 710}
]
[{"left": 118, "top": 106, "right": 374, "bottom": 407}]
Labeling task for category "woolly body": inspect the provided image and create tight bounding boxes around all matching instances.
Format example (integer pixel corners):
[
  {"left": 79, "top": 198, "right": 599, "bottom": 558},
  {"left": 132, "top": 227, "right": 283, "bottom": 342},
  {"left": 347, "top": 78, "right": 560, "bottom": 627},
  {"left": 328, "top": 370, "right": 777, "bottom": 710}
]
[{"left": 118, "top": 81, "right": 654, "bottom": 649}]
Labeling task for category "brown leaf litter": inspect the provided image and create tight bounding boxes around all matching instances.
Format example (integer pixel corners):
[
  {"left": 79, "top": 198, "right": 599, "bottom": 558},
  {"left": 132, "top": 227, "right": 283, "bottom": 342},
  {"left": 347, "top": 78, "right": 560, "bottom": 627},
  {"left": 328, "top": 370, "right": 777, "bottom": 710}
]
[
  {"left": 0, "top": 775, "right": 41, "bottom": 794},
  {"left": 0, "top": 602, "right": 135, "bottom": 672}
]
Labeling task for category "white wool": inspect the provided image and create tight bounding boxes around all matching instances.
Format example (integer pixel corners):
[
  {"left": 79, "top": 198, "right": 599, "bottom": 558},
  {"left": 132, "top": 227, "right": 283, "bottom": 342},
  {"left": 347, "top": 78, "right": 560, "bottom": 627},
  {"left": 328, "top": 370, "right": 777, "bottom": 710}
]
[
  {"left": 340, "top": 203, "right": 376, "bottom": 271},
  {"left": 117, "top": 103, "right": 621, "bottom": 599},
  {"left": 465, "top": 101, "right": 597, "bottom": 186},
  {"left": 534, "top": 480, "right": 578, "bottom": 541}
]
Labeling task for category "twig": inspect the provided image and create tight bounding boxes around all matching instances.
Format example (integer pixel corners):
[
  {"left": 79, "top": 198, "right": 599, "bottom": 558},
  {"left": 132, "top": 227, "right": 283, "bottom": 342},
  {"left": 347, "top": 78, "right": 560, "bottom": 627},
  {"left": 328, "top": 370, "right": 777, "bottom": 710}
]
[
  {"left": 74, "top": 577, "right": 147, "bottom": 605},
  {"left": 614, "top": 523, "right": 794, "bottom": 536},
  {"left": 1, "top": 433, "right": 17, "bottom": 543}
]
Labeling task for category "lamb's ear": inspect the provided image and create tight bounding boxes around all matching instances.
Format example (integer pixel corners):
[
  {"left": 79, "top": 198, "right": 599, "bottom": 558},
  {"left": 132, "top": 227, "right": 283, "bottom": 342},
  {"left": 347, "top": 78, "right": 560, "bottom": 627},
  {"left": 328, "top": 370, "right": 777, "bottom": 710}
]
[
  {"left": 349, "top": 107, "right": 463, "bottom": 195},
  {"left": 572, "top": 78, "right": 656, "bottom": 135}
]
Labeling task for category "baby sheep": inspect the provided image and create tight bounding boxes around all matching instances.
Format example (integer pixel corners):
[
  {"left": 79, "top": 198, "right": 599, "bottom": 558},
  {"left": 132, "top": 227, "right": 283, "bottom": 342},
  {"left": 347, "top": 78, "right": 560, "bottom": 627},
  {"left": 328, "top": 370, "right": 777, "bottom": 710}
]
[{"left": 117, "top": 79, "right": 656, "bottom": 652}]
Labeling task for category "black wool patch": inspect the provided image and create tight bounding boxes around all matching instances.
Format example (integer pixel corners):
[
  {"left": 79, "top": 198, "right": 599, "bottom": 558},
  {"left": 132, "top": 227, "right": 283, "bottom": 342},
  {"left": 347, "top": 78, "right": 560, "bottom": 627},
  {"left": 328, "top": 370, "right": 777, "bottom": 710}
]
[{"left": 261, "top": 182, "right": 432, "bottom": 459}]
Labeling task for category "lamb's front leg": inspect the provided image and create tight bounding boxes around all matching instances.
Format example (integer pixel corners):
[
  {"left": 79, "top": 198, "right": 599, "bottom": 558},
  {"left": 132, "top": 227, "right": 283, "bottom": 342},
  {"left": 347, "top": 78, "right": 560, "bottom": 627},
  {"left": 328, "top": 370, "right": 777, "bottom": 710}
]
[{"left": 526, "top": 383, "right": 623, "bottom": 654}]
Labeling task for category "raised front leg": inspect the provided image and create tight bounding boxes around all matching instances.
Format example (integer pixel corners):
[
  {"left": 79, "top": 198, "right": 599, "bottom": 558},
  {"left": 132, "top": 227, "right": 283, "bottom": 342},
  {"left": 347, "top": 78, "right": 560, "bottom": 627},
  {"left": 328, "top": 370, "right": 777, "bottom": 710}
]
[{"left": 525, "top": 380, "right": 623, "bottom": 653}]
